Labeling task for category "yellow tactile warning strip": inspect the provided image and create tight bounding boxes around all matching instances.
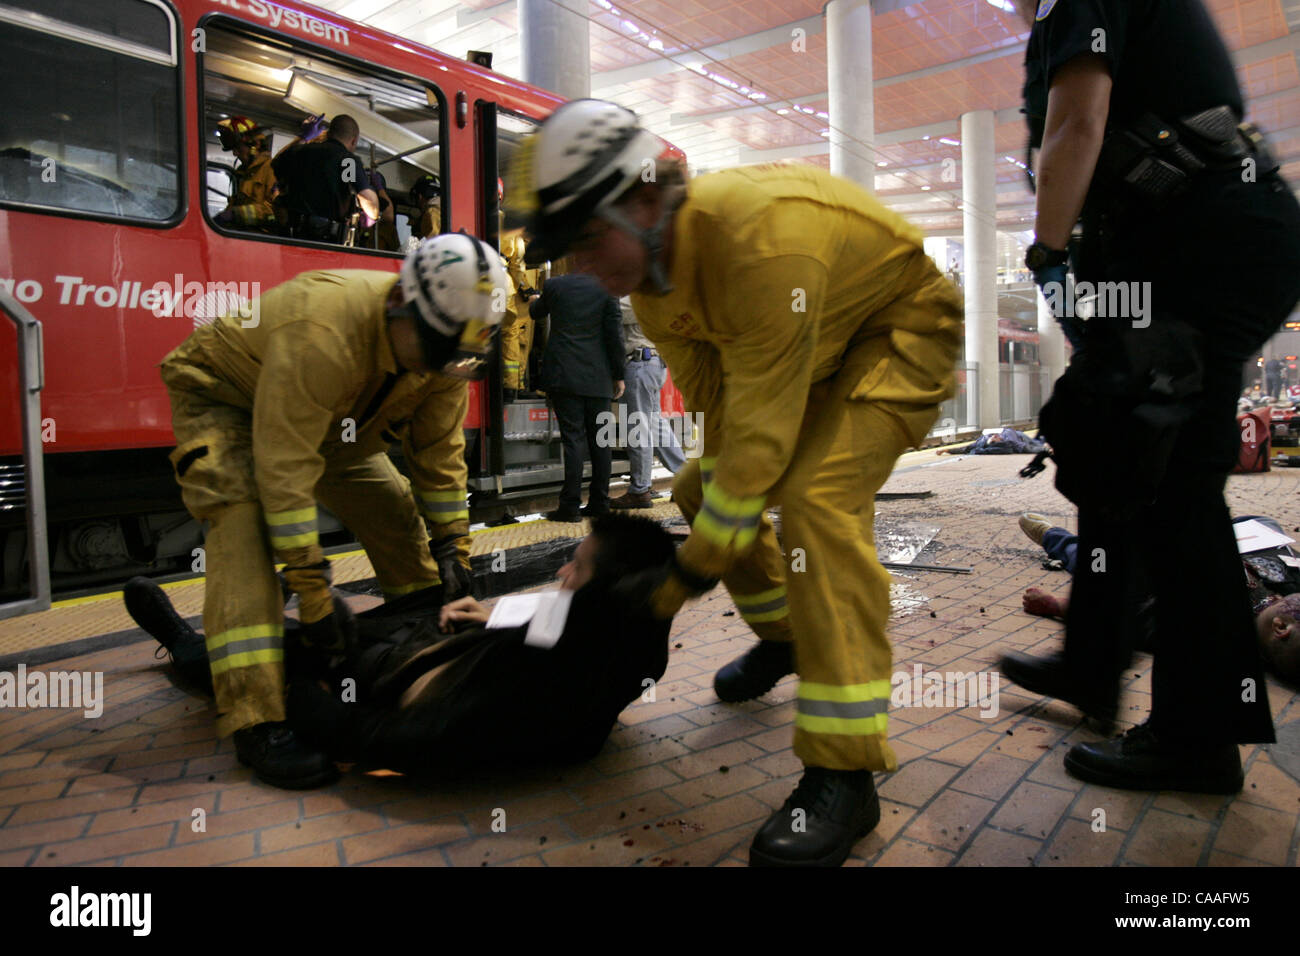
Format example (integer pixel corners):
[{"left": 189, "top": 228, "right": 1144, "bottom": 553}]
[
  {"left": 0, "top": 497, "right": 687, "bottom": 661},
  {"left": 0, "top": 439, "right": 963, "bottom": 662}
]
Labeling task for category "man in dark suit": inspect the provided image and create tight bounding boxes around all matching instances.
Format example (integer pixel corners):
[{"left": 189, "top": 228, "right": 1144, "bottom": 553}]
[{"left": 530, "top": 273, "right": 625, "bottom": 521}]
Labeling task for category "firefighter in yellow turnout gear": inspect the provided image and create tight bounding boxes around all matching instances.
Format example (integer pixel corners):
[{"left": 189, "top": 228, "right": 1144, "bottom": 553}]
[
  {"left": 498, "top": 230, "right": 539, "bottom": 396},
  {"left": 214, "top": 116, "right": 278, "bottom": 232},
  {"left": 158, "top": 234, "right": 508, "bottom": 789},
  {"left": 517, "top": 100, "right": 962, "bottom": 866}
]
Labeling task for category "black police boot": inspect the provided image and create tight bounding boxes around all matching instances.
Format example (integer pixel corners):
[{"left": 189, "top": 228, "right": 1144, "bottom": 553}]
[
  {"left": 749, "top": 767, "right": 880, "bottom": 867},
  {"left": 1064, "top": 722, "right": 1244, "bottom": 794},
  {"left": 232, "top": 721, "right": 340, "bottom": 790},
  {"left": 714, "top": 640, "right": 794, "bottom": 703},
  {"left": 123, "top": 576, "right": 213, "bottom": 696},
  {"left": 998, "top": 650, "right": 1116, "bottom": 732}
]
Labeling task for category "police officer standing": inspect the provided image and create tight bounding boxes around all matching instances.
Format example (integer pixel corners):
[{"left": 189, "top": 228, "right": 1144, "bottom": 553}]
[
  {"left": 1000, "top": 0, "right": 1300, "bottom": 793},
  {"left": 273, "top": 114, "right": 379, "bottom": 243}
]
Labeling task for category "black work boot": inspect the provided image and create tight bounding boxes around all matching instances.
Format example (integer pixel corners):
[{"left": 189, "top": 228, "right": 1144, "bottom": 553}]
[
  {"left": 749, "top": 767, "right": 880, "bottom": 867},
  {"left": 714, "top": 640, "right": 794, "bottom": 702},
  {"left": 232, "top": 721, "right": 340, "bottom": 790},
  {"left": 124, "top": 576, "right": 213, "bottom": 696},
  {"left": 1064, "top": 722, "right": 1244, "bottom": 794}
]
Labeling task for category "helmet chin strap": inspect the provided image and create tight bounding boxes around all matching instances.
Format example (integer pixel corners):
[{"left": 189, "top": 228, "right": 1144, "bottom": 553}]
[{"left": 600, "top": 205, "right": 674, "bottom": 296}]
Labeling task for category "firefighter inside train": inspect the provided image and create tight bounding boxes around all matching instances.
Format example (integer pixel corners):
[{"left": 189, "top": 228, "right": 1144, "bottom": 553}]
[
  {"left": 409, "top": 173, "right": 442, "bottom": 242},
  {"left": 272, "top": 113, "right": 380, "bottom": 244},
  {"left": 514, "top": 99, "right": 963, "bottom": 867},
  {"left": 212, "top": 116, "right": 278, "bottom": 232},
  {"left": 133, "top": 234, "right": 508, "bottom": 790},
  {"left": 498, "top": 178, "right": 541, "bottom": 401}
]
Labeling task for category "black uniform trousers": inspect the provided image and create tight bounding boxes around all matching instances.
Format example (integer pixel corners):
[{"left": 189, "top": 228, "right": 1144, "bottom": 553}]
[
  {"left": 549, "top": 391, "right": 612, "bottom": 512},
  {"left": 1062, "top": 169, "right": 1300, "bottom": 744}
]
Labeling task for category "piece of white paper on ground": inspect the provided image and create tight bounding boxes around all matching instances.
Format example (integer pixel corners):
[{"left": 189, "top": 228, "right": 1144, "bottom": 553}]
[
  {"left": 525, "top": 589, "right": 573, "bottom": 649},
  {"left": 486, "top": 593, "right": 542, "bottom": 629},
  {"left": 1234, "top": 519, "right": 1296, "bottom": 554}
]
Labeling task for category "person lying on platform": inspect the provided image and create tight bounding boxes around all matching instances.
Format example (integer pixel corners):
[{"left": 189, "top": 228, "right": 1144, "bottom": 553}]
[
  {"left": 934, "top": 427, "right": 1047, "bottom": 456},
  {"left": 1011, "top": 512, "right": 1300, "bottom": 686},
  {"left": 125, "top": 514, "right": 678, "bottom": 776}
]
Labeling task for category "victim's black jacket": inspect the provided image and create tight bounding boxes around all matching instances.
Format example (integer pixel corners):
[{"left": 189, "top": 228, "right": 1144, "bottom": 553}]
[{"left": 291, "top": 584, "right": 671, "bottom": 775}]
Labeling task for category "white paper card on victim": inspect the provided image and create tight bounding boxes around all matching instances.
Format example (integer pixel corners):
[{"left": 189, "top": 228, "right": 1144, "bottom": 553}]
[
  {"left": 486, "top": 593, "right": 542, "bottom": 629},
  {"left": 525, "top": 589, "right": 574, "bottom": 649},
  {"left": 1233, "top": 519, "right": 1296, "bottom": 555}
]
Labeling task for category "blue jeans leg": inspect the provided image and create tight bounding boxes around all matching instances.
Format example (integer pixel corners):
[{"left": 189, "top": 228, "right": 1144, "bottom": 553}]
[
  {"left": 652, "top": 358, "right": 686, "bottom": 474},
  {"left": 1041, "top": 527, "right": 1078, "bottom": 575},
  {"left": 625, "top": 360, "right": 656, "bottom": 494}
]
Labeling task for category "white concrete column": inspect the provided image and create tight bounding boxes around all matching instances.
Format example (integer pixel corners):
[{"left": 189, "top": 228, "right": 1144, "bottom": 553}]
[
  {"left": 519, "top": 0, "right": 590, "bottom": 101},
  {"left": 826, "top": 0, "right": 875, "bottom": 188},
  {"left": 1037, "top": 291, "right": 1067, "bottom": 389},
  {"left": 961, "top": 109, "right": 999, "bottom": 428}
]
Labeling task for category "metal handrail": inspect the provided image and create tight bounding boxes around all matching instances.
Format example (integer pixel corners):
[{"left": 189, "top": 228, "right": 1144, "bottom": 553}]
[{"left": 0, "top": 289, "right": 50, "bottom": 619}]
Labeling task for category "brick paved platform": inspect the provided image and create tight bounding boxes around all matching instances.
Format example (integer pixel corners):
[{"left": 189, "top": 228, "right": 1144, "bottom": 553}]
[{"left": 2, "top": 448, "right": 1298, "bottom": 867}]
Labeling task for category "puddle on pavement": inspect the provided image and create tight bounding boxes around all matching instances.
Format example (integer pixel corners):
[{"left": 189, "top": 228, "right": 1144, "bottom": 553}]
[
  {"left": 890, "top": 577, "right": 928, "bottom": 620},
  {"left": 876, "top": 519, "right": 941, "bottom": 564}
]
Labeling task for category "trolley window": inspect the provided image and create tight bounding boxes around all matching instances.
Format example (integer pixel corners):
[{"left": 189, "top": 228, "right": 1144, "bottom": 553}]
[
  {"left": 0, "top": 0, "right": 181, "bottom": 223},
  {"left": 200, "top": 20, "right": 447, "bottom": 253}
]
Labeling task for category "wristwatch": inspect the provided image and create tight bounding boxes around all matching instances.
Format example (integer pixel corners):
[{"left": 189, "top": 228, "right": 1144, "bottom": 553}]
[{"left": 1025, "top": 240, "right": 1070, "bottom": 272}]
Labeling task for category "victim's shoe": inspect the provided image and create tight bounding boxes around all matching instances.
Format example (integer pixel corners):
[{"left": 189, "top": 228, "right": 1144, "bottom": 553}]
[{"left": 124, "top": 576, "right": 213, "bottom": 695}]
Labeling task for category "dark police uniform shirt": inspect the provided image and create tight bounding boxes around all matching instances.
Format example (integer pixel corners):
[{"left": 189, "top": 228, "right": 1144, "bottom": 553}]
[
  {"left": 271, "top": 137, "right": 366, "bottom": 222},
  {"left": 1023, "top": 0, "right": 1242, "bottom": 155}
]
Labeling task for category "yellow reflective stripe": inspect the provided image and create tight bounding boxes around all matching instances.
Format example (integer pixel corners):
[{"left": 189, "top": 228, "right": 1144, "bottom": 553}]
[
  {"left": 799, "top": 680, "right": 893, "bottom": 703},
  {"left": 209, "top": 648, "right": 284, "bottom": 676},
  {"left": 701, "top": 481, "right": 764, "bottom": 519},
  {"left": 733, "top": 585, "right": 785, "bottom": 607},
  {"left": 795, "top": 712, "right": 889, "bottom": 737},
  {"left": 383, "top": 580, "right": 439, "bottom": 598},
  {"left": 741, "top": 606, "right": 788, "bottom": 623},
  {"left": 265, "top": 506, "right": 319, "bottom": 550},
  {"left": 207, "top": 623, "right": 283, "bottom": 651},
  {"left": 419, "top": 489, "right": 465, "bottom": 503},
  {"left": 734, "top": 586, "right": 788, "bottom": 621},
  {"left": 265, "top": 506, "right": 316, "bottom": 525},
  {"left": 693, "top": 508, "right": 760, "bottom": 552},
  {"left": 270, "top": 530, "right": 317, "bottom": 549},
  {"left": 417, "top": 488, "right": 469, "bottom": 523}
]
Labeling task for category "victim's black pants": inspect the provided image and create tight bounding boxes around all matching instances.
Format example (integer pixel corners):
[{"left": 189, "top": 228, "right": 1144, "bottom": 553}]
[
  {"left": 1061, "top": 171, "right": 1300, "bottom": 744},
  {"left": 549, "top": 391, "right": 612, "bottom": 512}
]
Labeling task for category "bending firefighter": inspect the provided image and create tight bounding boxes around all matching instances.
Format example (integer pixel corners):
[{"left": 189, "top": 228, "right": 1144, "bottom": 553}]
[
  {"left": 515, "top": 100, "right": 963, "bottom": 866},
  {"left": 148, "top": 234, "right": 507, "bottom": 789}
]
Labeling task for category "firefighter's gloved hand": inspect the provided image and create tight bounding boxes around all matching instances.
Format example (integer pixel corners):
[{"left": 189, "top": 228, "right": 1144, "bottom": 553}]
[
  {"left": 614, "top": 555, "right": 718, "bottom": 621},
  {"left": 297, "top": 595, "right": 357, "bottom": 657},
  {"left": 300, "top": 113, "right": 328, "bottom": 141},
  {"left": 432, "top": 536, "right": 473, "bottom": 602}
]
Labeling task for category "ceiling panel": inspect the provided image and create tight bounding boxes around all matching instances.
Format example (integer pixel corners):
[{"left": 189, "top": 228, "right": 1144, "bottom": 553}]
[{"left": 302, "top": 0, "right": 1300, "bottom": 234}]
